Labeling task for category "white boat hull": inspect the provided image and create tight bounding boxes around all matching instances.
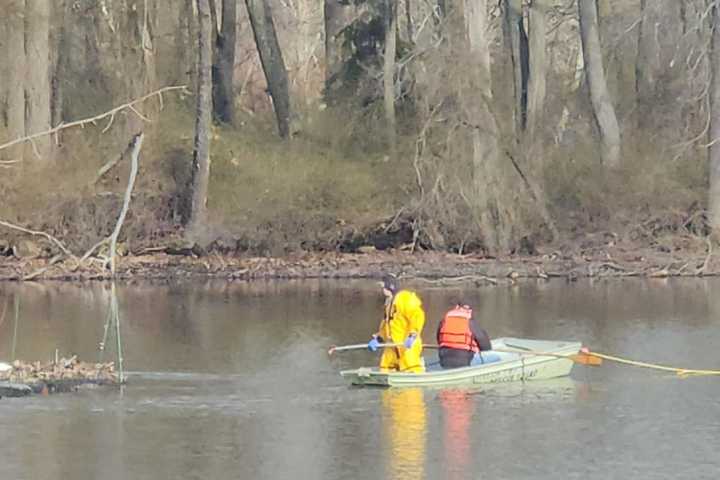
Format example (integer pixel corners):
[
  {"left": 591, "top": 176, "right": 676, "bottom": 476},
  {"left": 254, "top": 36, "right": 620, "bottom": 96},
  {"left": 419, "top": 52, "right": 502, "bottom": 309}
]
[{"left": 340, "top": 337, "right": 581, "bottom": 387}]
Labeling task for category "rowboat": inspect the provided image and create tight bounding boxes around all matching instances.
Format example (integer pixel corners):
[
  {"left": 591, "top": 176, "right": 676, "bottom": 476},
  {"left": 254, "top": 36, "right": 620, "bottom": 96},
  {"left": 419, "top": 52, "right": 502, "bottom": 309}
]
[{"left": 340, "top": 337, "right": 582, "bottom": 387}]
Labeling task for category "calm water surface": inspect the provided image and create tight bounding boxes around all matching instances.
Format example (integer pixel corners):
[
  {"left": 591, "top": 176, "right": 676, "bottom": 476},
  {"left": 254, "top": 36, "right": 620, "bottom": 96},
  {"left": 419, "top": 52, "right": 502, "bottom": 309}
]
[{"left": 1, "top": 278, "right": 719, "bottom": 479}]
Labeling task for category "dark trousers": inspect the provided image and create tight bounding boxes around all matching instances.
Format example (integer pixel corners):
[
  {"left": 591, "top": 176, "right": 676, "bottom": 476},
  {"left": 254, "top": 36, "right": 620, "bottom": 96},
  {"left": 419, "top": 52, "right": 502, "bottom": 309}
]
[{"left": 438, "top": 348, "right": 474, "bottom": 368}]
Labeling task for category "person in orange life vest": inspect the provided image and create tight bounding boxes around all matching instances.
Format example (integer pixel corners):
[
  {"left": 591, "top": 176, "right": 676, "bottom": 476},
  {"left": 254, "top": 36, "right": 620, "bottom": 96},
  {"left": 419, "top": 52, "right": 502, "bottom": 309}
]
[
  {"left": 367, "top": 274, "right": 426, "bottom": 373},
  {"left": 436, "top": 303, "right": 491, "bottom": 368}
]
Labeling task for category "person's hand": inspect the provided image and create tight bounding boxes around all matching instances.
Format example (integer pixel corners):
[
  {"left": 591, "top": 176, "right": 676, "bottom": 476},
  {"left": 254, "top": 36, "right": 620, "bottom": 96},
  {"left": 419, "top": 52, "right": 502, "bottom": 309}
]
[
  {"left": 404, "top": 333, "right": 417, "bottom": 349},
  {"left": 368, "top": 336, "right": 381, "bottom": 352}
]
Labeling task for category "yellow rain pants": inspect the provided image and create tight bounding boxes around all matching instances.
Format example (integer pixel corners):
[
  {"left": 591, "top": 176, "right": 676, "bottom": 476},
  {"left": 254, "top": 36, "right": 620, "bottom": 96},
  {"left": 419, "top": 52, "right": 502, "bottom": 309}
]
[{"left": 376, "top": 290, "right": 426, "bottom": 373}]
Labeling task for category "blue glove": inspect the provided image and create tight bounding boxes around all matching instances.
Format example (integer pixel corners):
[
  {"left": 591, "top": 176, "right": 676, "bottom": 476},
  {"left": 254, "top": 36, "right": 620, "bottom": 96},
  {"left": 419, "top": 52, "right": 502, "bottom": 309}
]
[
  {"left": 368, "top": 336, "right": 381, "bottom": 352},
  {"left": 404, "top": 333, "right": 417, "bottom": 349}
]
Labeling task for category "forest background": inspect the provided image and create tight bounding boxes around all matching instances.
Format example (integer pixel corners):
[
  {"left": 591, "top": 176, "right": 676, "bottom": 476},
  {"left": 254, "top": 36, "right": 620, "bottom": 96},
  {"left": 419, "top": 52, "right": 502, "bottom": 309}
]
[{"left": 1, "top": 0, "right": 719, "bottom": 277}]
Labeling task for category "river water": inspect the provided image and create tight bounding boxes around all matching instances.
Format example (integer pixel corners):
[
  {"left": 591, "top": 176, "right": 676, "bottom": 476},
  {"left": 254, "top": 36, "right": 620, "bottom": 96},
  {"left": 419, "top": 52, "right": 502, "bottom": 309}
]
[{"left": 0, "top": 278, "right": 719, "bottom": 479}]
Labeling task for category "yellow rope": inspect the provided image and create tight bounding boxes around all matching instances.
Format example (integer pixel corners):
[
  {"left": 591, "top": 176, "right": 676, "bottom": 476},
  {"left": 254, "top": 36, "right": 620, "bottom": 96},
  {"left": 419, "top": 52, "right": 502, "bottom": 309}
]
[{"left": 588, "top": 351, "right": 720, "bottom": 378}]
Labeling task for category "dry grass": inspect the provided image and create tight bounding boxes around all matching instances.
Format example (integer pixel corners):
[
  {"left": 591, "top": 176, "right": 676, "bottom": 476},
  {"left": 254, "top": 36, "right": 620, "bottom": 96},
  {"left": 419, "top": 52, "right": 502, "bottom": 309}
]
[
  {"left": 544, "top": 132, "right": 706, "bottom": 237},
  {"left": 0, "top": 66, "right": 710, "bottom": 257},
  {"left": 0, "top": 100, "right": 418, "bottom": 254}
]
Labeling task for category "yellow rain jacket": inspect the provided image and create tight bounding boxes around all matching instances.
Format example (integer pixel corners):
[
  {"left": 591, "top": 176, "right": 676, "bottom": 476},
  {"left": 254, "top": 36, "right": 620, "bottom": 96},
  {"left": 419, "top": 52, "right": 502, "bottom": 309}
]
[{"left": 376, "top": 289, "right": 426, "bottom": 373}]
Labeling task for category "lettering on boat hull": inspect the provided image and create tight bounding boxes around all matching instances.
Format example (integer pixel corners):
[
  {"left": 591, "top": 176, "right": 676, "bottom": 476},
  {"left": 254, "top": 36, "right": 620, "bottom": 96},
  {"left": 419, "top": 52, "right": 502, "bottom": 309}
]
[{"left": 472, "top": 367, "right": 539, "bottom": 384}]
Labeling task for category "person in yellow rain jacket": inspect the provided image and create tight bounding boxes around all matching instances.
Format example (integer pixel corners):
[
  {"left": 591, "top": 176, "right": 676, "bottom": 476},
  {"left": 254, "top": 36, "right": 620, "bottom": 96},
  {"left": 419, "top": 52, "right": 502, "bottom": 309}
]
[{"left": 367, "top": 274, "right": 426, "bottom": 373}]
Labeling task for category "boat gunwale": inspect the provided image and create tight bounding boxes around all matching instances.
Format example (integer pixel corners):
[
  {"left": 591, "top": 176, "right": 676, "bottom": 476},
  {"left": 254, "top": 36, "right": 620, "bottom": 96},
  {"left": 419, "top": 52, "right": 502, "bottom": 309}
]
[{"left": 340, "top": 338, "right": 582, "bottom": 386}]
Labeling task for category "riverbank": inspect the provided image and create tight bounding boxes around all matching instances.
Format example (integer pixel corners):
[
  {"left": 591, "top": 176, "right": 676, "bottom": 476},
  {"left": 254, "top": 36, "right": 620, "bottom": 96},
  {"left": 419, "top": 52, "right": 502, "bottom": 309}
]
[{"left": 0, "top": 232, "right": 715, "bottom": 282}]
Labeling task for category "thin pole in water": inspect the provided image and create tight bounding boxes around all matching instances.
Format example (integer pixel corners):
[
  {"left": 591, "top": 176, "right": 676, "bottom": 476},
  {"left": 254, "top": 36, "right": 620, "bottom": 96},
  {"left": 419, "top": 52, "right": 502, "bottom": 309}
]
[
  {"left": 98, "top": 291, "right": 113, "bottom": 363},
  {"left": 111, "top": 283, "right": 124, "bottom": 384},
  {"left": 11, "top": 293, "right": 19, "bottom": 361}
]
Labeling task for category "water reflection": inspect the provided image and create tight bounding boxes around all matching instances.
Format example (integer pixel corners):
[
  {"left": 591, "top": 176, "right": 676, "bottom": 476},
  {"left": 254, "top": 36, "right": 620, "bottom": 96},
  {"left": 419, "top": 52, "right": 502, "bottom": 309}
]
[
  {"left": 439, "top": 389, "right": 473, "bottom": 480},
  {"left": 2, "top": 279, "right": 720, "bottom": 479},
  {"left": 382, "top": 388, "right": 427, "bottom": 480}
]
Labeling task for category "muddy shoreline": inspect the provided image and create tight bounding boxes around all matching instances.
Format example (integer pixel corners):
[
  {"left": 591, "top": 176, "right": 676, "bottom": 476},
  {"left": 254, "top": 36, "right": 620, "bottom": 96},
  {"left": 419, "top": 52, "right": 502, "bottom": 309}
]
[{"left": 0, "top": 242, "right": 717, "bottom": 283}]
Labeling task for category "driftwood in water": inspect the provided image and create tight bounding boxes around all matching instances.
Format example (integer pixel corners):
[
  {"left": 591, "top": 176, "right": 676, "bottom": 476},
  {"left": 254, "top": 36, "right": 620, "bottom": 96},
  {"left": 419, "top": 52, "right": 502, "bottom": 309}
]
[{"left": 0, "top": 356, "right": 120, "bottom": 397}]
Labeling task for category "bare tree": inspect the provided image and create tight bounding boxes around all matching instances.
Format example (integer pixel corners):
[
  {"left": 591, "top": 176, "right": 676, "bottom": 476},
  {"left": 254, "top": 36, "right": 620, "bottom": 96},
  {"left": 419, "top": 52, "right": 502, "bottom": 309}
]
[
  {"left": 437, "top": 0, "right": 446, "bottom": 19},
  {"left": 213, "top": 0, "right": 237, "bottom": 124},
  {"left": 189, "top": 0, "right": 213, "bottom": 232},
  {"left": 462, "top": 0, "right": 509, "bottom": 252},
  {"left": 526, "top": 0, "right": 548, "bottom": 139},
  {"left": 179, "top": 0, "right": 198, "bottom": 86},
  {"left": 245, "top": 0, "right": 292, "bottom": 138},
  {"left": 50, "top": 0, "right": 68, "bottom": 128},
  {"left": 578, "top": 0, "right": 621, "bottom": 168},
  {"left": 384, "top": 0, "right": 398, "bottom": 156},
  {"left": 5, "top": 1, "right": 25, "bottom": 163},
  {"left": 403, "top": 0, "right": 413, "bottom": 42},
  {"left": 323, "top": 0, "right": 353, "bottom": 92},
  {"left": 635, "top": 0, "right": 682, "bottom": 131},
  {"left": 25, "top": 0, "right": 52, "bottom": 161},
  {"left": 503, "top": 0, "right": 528, "bottom": 135},
  {"left": 709, "top": 2, "right": 720, "bottom": 233}
]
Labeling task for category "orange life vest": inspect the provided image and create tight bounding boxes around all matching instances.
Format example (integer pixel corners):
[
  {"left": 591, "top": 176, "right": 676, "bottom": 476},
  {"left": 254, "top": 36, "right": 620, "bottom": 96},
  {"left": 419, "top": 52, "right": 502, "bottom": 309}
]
[{"left": 438, "top": 306, "right": 479, "bottom": 353}]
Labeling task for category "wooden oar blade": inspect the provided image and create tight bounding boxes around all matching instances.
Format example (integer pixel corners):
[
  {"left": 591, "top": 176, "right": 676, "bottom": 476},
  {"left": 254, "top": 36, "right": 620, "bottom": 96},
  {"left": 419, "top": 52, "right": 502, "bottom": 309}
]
[{"left": 570, "top": 352, "right": 603, "bottom": 366}]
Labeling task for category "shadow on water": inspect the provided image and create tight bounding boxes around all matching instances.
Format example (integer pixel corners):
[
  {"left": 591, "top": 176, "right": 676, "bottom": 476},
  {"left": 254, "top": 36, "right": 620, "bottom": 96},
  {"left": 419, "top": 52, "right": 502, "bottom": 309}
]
[{"left": 1, "top": 278, "right": 720, "bottom": 479}]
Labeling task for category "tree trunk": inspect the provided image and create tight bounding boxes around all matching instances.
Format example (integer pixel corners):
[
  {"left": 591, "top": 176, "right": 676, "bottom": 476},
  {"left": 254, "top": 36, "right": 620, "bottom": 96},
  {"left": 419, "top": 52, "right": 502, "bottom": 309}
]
[
  {"left": 50, "top": 0, "right": 68, "bottom": 129},
  {"left": 245, "top": 0, "right": 292, "bottom": 139},
  {"left": 503, "top": 0, "right": 528, "bottom": 135},
  {"left": 25, "top": 0, "right": 52, "bottom": 161},
  {"left": 708, "top": 3, "right": 720, "bottom": 233},
  {"left": 526, "top": 0, "right": 547, "bottom": 139},
  {"left": 463, "top": 0, "right": 508, "bottom": 252},
  {"left": 212, "top": 0, "right": 237, "bottom": 124},
  {"left": 0, "top": 17, "right": 5, "bottom": 133},
  {"left": 404, "top": 0, "right": 413, "bottom": 42},
  {"left": 323, "top": 0, "right": 352, "bottom": 93},
  {"left": 383, "top": 0, "right": 398, "bottom": 156},
  {"left": 578, "top": 0, "right": 621, "bottom": 168},
  {"left": 184, "top": 0, "right": 198, "bottom": 88},
  {"left": 5, "top": 1, "right": 25, "bottom": 163},
  {"left": 117, "top": 0, "right": 157, "bottom": 138},
  {"left": 189, "top": 0, "right": 213, "bottom": 232},
  {"left": 293, "top": 0, "right": 319, "bottom": 105},
  {"left": 635, "top": 0, "right": 682, "bottom": 131},
  {"left": 517, "top": 0, "right": 557, "bottom": 240}
]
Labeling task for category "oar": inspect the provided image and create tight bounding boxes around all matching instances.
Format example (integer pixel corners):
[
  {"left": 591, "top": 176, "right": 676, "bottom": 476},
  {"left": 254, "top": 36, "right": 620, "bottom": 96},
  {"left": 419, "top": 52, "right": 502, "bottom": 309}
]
[
  {"left": 423, "top": 343, "right": 599, "bottom": 365},
  {"left": 493, "top": 345, "right": 602, "bottom": 366},
  {"left": 327, "top": 343, "right": 402, "bottom": 356},
  {"left": 327, "top": 342, "right": 442, "bottom": 356}
]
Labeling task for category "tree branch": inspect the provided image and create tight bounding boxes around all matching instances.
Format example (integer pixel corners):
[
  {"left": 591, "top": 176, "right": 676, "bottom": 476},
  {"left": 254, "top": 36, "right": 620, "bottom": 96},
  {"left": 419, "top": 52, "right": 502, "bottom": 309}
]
[
  {"left": 0, "top": 85, "right": 187, "bottom": 156},
  {"left": 108, "top": 133, "right": 144, "bottom": 275},
  {"left": 0, "top": 220, "right": 74, "bottom": 258}
]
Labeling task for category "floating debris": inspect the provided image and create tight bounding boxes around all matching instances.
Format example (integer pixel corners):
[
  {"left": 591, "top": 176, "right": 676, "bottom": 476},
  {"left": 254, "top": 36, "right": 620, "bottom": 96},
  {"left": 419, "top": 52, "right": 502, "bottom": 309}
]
[{"left": 0, "top": 356, "right": 120, "bottom": 397}]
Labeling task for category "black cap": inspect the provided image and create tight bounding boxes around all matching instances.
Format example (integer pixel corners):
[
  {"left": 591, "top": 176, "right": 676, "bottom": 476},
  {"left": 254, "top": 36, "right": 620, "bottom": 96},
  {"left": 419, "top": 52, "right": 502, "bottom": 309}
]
[{"left": 380, "top": 274, "right": 399, "bottom": 293}]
